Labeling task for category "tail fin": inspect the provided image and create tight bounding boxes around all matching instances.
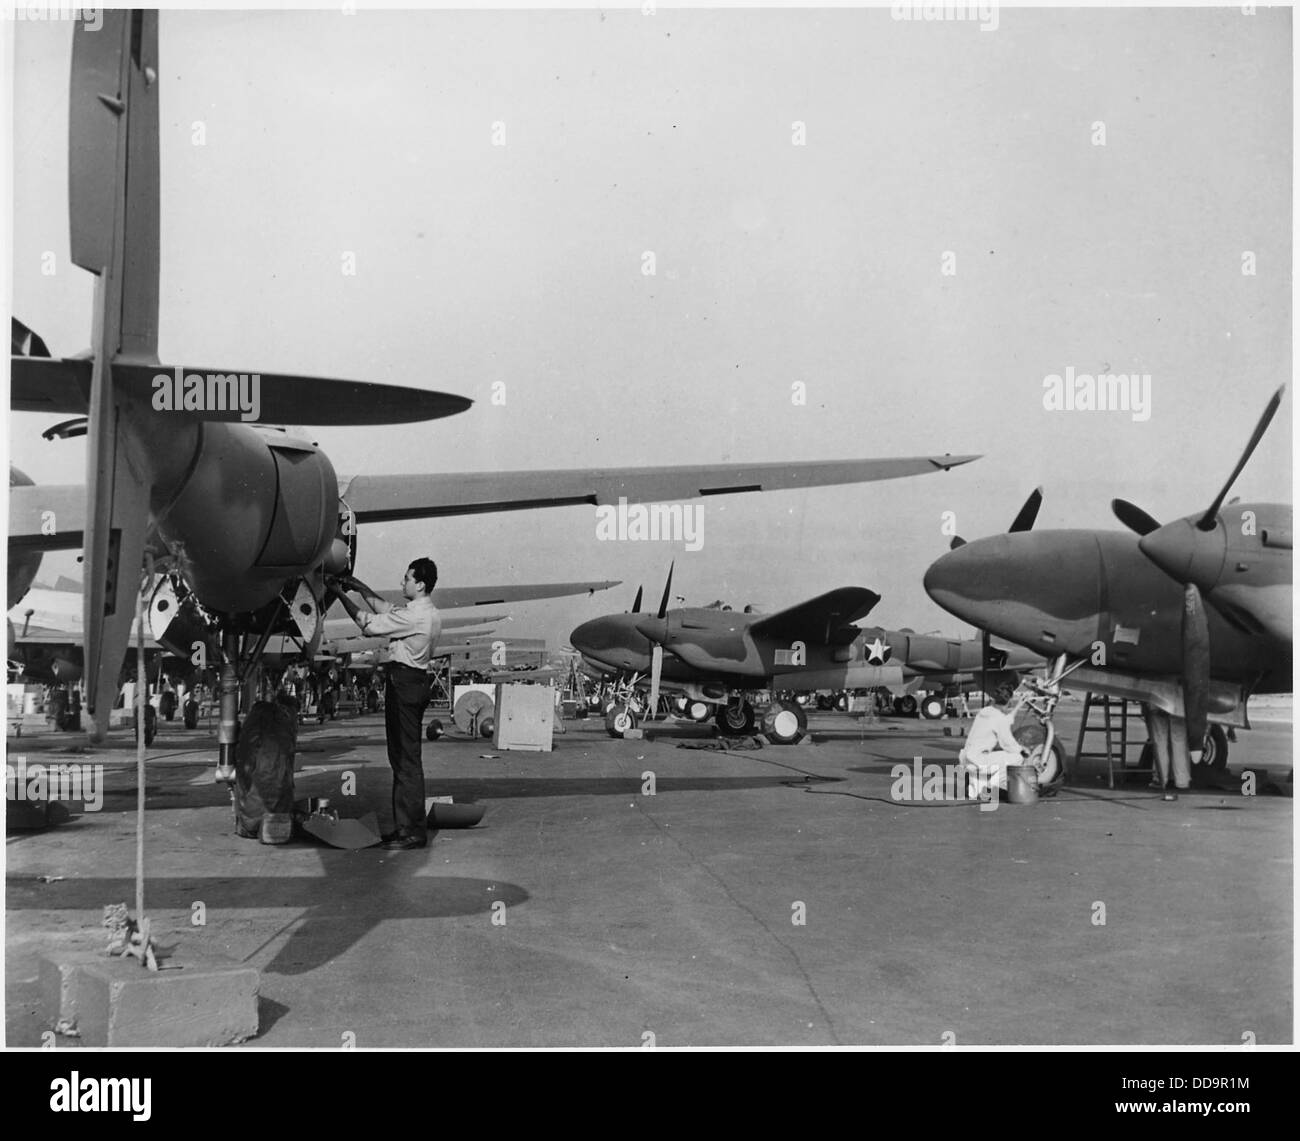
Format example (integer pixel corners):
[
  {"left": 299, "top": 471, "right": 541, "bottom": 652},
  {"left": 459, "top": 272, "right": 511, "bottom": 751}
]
[{"left": 69, "top": 11, "right": 159, "bottom": 736}]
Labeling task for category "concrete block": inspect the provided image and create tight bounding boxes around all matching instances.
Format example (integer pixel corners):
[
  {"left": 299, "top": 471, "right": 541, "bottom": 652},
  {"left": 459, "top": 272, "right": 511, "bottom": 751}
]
[
  {"left": 39, "top": 951, "right": 102, "bottom": 1034},
  {"left": 40, "top": 951, "right": 259, "bottom": 1046}
]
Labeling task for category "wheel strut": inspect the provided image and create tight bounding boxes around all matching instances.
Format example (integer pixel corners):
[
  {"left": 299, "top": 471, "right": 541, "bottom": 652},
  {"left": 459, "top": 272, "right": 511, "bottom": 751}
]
[{"left": 215, "top": 629, "right": 240, "bottom": 783}]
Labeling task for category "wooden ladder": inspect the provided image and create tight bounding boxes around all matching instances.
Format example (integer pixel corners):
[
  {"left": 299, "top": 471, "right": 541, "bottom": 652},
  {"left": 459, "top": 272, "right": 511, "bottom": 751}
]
[{"left": 1073, "top": 693, "right": 1153, "bottom": 788}]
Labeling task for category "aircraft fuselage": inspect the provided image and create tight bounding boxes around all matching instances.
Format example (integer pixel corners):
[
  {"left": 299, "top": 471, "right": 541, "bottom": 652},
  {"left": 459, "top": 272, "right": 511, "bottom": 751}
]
[{"left": 923, "top": 509, "right": 1291, "bottom": 695}]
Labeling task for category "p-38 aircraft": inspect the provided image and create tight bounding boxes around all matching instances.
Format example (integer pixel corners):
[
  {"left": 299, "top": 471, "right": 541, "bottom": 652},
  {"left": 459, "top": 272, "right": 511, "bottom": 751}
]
[
  {"left": 924, "top": 387, "right": 1290, "bottom": 780},
  {"left": 570, "top": 567, "right": 1039, "bottom": 743},
  {"left": 9, "top": 11, "right": 979, "bottom": 781}
]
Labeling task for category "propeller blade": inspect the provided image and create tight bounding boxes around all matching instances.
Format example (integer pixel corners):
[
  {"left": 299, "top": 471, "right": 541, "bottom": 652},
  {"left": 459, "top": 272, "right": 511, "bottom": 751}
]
[
  {"left": 980, "top": 628, "right": 990, "bottom": 708},
  {"left": 949, "top": 536, "right": 966, "bottom": 550},
  {"left": 631, "top": 586, "right": 643, "bottom": 614},
  {"left": 1181, "top": 583, "right": 1211, "bottom": 763},
  {"left": 1008, "top": 487, "right": 1043, "bottom": 533},
  {"left": 648, "top": 644, "right": 663, "bottom": 718},
  {"left": 657, "top": 561, "right": 675, "bottom": 619},
  {"left": 1197, "top": 385, "right": 1285, "bottom": 531},
  {"left": 1111, "top": 499, "right": 1162, "bottom": 536}
]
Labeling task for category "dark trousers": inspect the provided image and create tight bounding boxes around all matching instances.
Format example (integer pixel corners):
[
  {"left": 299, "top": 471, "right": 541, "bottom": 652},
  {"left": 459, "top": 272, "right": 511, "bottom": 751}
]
[{"left": 385, "top": 668, "right": 431, "bottom": 839}]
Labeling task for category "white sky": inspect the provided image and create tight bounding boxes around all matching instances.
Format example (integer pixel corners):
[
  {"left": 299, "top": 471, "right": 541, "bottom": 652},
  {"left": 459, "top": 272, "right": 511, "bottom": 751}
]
[{"left": 7, "top": 6, "right": 1292, "bottom": 649}]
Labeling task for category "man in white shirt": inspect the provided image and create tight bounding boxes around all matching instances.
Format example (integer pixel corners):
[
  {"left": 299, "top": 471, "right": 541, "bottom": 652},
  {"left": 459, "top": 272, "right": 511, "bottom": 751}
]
[
  {"left": 960, "top": 681, "right": 1029, "bottom": 800},
  {"left": 329, "top": 558, "right": 442, "bottom": 849}
]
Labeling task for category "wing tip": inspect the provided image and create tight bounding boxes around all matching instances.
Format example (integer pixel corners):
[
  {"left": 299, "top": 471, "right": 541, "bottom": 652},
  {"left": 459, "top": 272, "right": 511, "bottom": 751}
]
[{"left": 929, "top": 454, "right": 982, "bottom": 471}]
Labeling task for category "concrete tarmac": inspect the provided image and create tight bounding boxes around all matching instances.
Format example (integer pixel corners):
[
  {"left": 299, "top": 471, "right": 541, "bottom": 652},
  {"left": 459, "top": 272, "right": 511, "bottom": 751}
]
[{"left": 5, "top": 700, "right": 1292, "bottom": 1047}]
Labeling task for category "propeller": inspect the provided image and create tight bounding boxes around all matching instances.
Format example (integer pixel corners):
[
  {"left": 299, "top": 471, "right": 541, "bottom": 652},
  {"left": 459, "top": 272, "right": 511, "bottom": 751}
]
[
  {"left": 657, "top": 562, "right": 674, "bottom": 619},
  {"left": 1181, "top": 584, "right": 1211, "bottom": 763},
  {"left": 1110, "top": 499, "right": 1161, "bottom": 536},
  {"left": 1008, "top": 487, "right": 1043, "bottom": 533},
  {"left": 980, "top": 628, "right": 990, "bottom": 707},
  {"left": 631, "top": 585, "right": 643, "bottom": 614},
  {"left": 1111, "top": 386, "right": 1285, "bottom": 754},
  {"left": 1196, "top": 385, "right": 1284, "bottom": 531},
  {"left": 647, "top": 562, "right": 674, "bottom": 715}
]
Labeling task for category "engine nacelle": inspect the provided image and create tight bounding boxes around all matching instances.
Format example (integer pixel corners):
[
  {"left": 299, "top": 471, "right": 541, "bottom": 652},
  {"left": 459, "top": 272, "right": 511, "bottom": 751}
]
[{"left": 157, "top": 423, "right": 339, "bottom": 614}]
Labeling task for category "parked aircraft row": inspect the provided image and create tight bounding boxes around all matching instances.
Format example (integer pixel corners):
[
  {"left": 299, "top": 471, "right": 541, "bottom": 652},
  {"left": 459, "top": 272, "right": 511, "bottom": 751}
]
[
  {"left": 572, "top": 388, "right": 1290, "bottom": 787},
  {"left": 8, "top": 12, "right": 1290, "bottom": 802},
  {"left": 569, "top": 568, "right": 1041, "bottom": 744}
]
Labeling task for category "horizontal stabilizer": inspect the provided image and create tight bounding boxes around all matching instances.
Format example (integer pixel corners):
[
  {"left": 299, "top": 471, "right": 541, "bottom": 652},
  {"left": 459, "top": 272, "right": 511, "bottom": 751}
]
[
  {"left": 112, "top": 363, "right": 473, "bottom": 425},
  {"left": 8, "top": 485, "right": 89, "bottom": 551},
  {"left": 343, "top": 455, "right": 981, "bottom": 523},
  {"left": 10, "top": 357, "right": 94, "bottom": 414},
  {"left": 751, "top": 587, "right": 882, "bottom": 644},
  {"left": 10, "top": 357, "right": 472, "bottom": 426}
]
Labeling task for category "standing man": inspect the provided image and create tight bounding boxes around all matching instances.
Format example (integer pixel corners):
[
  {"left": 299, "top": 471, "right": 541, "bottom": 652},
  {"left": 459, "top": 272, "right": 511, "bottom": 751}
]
[
  {"left": 329, "top": 558, "right": 442, "bottom": 850},
  {"left": 1141, "top": 703, "right": 1190, "bottom": 801}
]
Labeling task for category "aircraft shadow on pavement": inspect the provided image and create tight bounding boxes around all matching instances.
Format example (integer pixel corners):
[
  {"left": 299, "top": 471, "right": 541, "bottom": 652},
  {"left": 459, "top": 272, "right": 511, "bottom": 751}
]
[{"left": 7, "top": 871, "right": 530, "bottom": 978}]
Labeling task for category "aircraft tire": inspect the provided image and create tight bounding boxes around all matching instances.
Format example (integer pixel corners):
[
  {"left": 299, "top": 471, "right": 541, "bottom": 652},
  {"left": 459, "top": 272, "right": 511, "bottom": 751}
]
[
  {"left": 761, "top": 700, "right": 807, "bottom": 745},
  {"left": 1014, "top": 722, "right": 1066, "bottom": 791},
  {"left": 920, "top": 695, "right": 945, "bottom": 719},
  {"left": 606, "top": 706, "right": 637, "bottom": 738},
  {"left": 715, "top": 701, "right": 756, "bottom": 737},
  {"left": 896, "top": 694, "right": 918, "bottom": 717},
  {"left": 687, "top": 700, "right": 712, "bottom": 722},
  {"left": 426, "top": 718, "right": 444, "bottom": 741},
  {"left": 1191, "top": 724, "right": 1230, "bottom": 787}
]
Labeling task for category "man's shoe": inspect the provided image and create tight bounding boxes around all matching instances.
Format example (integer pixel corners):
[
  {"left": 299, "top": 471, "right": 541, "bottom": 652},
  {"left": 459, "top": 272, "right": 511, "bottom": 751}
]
[
  {"left": 380, "top": 831, "right": 400, "bottom": 843},
  {"left": 380, "top": 835, "right": 427, "bottom": 850}
]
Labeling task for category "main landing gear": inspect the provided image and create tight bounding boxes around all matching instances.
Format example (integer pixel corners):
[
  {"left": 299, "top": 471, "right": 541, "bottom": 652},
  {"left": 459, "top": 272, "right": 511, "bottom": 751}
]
[
  {"left": 714, "top": 699, "right": 755, "bottom": 736},
  {"left": 602, "top": 688, "right": 808, "bottom": 746},
  {"left": 1011, "top": 656, "right": 1087, "bottom": 793},
  {"left": 759, "top": 699, "right": 808, "bottom": 745},
  {"left": 1138, "top": 722, "right": 1230, "bottom": 787},
  {"left": 713, "top": 697, "right": 808, "bottom": 745}
]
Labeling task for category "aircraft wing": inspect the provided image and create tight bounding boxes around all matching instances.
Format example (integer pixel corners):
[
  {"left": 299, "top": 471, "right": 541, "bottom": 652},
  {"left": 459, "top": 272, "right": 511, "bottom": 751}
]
[
  {"left": 341, "top": 454, "right": 979, "bottom": 523},
  {"left": 750, "top": 588, "right": 882, "bottom": 645},
  {"left": 321, "top": 613, "right": 504, "bottom": 642},
  {"left": 375, "top": 581, "right": 620, "bottom": 608}
]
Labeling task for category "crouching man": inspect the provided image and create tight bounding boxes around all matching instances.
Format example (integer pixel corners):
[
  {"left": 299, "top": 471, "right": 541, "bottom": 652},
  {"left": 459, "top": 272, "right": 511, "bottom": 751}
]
[{"left": 960, "top": 680, "right": 1029, "bottom": 800}]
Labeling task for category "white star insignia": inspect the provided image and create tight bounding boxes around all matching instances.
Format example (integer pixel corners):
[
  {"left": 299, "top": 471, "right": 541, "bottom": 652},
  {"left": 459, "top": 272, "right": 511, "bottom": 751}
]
[{"left": 866, "top": 637, "right": 891, "bottom": 665}]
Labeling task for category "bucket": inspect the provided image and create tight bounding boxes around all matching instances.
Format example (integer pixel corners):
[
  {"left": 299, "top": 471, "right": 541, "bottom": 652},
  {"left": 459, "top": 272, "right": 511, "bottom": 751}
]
[{"left": 1006, "top": 764, "right": 1039, "bottom": 805}]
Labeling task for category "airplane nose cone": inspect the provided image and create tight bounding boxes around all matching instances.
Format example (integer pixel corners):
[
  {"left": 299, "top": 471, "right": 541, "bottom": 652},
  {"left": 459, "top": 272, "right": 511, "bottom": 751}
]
[
  {"left": 1139, "top": 518, "right": 1226, "bottom": 591},
  {"left": 569, "top": 615, "right": 651, "bottom": 670},
  {"left": 570, "top": 618, "right": 614, "bottom": 659},
  {"left": 924, "top": 531, "right": 1104, "bottom": 655}
]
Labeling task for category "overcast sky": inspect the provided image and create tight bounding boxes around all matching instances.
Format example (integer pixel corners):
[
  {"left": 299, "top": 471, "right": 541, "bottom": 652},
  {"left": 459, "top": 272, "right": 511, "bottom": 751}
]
[{"left": 8, "top": 6, "right": 1292, "bottom": 650}]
